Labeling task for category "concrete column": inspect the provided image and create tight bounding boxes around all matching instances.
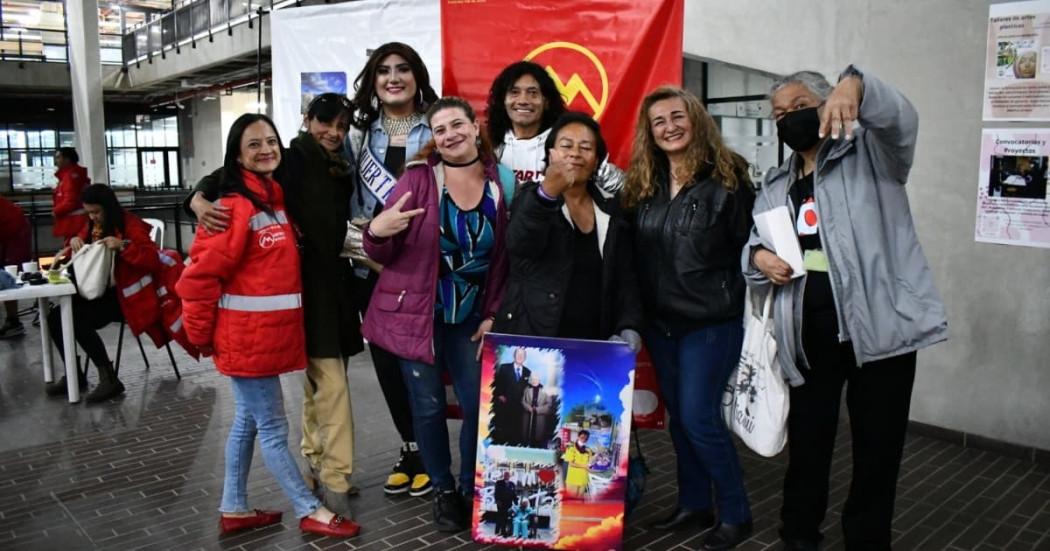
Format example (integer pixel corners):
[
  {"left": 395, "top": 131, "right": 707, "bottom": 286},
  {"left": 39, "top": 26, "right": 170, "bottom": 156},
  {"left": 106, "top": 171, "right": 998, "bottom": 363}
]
[{"left": 65, "top": 0, "right": 109, "bottom": 184}]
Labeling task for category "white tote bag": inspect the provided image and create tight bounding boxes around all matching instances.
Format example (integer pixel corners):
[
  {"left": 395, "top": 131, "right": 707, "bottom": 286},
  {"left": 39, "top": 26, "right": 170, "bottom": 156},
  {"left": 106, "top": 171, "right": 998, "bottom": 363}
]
[
  {"left": 71, "top": 242, "right": 116, "bottom": 300},
  {"left": 723, "top": 287, "right": 789, "bottom": 457}
]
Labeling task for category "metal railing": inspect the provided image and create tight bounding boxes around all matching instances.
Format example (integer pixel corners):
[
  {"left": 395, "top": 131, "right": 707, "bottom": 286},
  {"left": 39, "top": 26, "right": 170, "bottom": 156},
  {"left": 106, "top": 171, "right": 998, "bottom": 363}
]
[
  {"left": 122, "top": 0, "right": 307, "bottom": 66},
  {"left": 17, "top": 194, "right": 193, "bottom": 260},
  {"left": 0, "top": 24, "right": 123, "bottom": 65}
]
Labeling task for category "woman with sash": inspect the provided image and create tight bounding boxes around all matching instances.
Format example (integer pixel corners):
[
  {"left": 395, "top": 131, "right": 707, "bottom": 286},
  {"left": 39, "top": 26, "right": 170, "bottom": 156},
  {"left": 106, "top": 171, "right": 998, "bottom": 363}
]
[{"left": 345, "top": 41, "right": 439, "bottom": 498}]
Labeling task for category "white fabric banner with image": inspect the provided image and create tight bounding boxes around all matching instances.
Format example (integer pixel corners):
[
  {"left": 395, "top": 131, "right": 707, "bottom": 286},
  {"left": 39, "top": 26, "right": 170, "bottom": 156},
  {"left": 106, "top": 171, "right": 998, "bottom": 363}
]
[{"left": 270, "top": 0, "right": 442, "bottom": 144}]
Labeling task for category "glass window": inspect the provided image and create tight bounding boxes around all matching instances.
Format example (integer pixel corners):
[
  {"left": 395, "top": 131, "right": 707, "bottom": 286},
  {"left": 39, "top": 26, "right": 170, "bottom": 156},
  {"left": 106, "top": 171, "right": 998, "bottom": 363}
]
[
  {"left": 211, "top": 0, "right": 229, "bottom": 26},
  {"left": 109, "top": 149, "right": 138, "bottom": 188},
  {"left": 0, "top": 150, "right": 10, "bottom": 191},
  {"left": 165, "top": 118, "right": 178, "bottom": 147},
  {"left": 59, "top": 130, "right": 75, "bottom": 147},
  {"left": 11, "top": 150, "right": 54, "bottom": 190},
  {"left": 8, "top": 127, "right": 26, "bottom": 149},
  {"left": 0, "top": 126, "right": 7, "bottom": 149}
]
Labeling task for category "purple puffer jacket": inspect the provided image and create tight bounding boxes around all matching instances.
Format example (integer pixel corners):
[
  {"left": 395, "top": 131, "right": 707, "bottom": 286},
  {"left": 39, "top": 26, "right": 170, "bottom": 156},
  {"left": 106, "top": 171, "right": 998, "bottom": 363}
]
[{"left": 362, "top": 153, "right": 509, "bottom": 365}]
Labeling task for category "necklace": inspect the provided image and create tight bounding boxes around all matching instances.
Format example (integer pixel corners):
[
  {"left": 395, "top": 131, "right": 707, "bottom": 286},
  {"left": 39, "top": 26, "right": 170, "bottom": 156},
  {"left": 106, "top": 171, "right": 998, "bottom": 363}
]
[
  {"left": 443, "top": 155, "right": 480, "bottom": 168},
  {"left": 382, "top": 111, "right": 421, "bottom": 137}
]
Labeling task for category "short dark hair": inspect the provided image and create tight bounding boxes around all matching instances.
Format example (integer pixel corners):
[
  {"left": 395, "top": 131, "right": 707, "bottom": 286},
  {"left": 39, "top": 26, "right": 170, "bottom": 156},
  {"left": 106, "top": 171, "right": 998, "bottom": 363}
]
[
  {"left": 352, "top": 42, "right": 438, "bottom": 130},
  {"left": 305, "top": 93, "right": 354, "bottom": 129},
  {"left": 486, "top": 61, "right": 566, "bottom": 151},
  {"left": 543, "top": 111, "right": 607, "bottom": 182},
  {"left": 57, "top": 147, "right": 79, "bottom": 164},
  {"left": 578, "top": 430, "right": 590, "bottom": 438},
  {"left": 81, "top": 183, "right": 124, "bottom": 236},
  {"left": 222, "top": 113, "right": 285, "bottom": 215}
]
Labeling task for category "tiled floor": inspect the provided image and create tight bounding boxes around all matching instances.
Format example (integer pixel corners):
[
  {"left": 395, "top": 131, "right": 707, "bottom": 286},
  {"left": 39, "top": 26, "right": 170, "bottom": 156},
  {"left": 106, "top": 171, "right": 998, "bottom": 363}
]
[{"left": 1, "top": 320, "right": 1048, "bottom": 550}]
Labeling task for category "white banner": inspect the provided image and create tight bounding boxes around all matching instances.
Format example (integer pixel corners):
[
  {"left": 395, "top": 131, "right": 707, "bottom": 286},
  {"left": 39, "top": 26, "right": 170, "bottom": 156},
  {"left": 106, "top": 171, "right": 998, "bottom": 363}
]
[{"left": 270, "top": 0, "right": 442, "bottom": 145}]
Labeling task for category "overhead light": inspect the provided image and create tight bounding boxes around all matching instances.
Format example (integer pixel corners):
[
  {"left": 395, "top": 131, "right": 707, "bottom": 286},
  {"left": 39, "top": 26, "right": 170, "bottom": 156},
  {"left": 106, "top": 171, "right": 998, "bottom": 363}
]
[
  {"left": 202, "top": 95, "right": 218, "bottom": 101},
  {"left": 46, "top": 107, "right": 56, "bottom": 112}
]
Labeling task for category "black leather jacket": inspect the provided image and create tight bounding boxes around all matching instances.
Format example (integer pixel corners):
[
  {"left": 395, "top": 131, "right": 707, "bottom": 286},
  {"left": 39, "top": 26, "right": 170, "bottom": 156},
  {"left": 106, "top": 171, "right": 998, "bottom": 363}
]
[
  {"left": 633, "top": 166, "right": 755, "bottom": 335},
  {"left": 493, "top": 181, "right": 643, "bottom": 338}
]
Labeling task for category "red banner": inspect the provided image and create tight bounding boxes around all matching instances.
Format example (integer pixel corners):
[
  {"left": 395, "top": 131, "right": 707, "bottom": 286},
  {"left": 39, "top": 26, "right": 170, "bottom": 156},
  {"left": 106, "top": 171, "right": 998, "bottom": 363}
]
[{"left": 441, "top": 0, "right": 684, "bottom": 166}]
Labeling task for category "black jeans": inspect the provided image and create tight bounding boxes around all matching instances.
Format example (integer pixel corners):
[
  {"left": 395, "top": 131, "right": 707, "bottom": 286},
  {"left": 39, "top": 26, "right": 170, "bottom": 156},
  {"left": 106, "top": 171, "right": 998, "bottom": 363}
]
[
  {"left": 48, "top": 289, "right": 123, "bottom": 370},
  {"left": 780, "top": 315, "right": 916, "bottom": 551},
  {"left": 351, "top": 270, "right": 415, "bottom": 443}
]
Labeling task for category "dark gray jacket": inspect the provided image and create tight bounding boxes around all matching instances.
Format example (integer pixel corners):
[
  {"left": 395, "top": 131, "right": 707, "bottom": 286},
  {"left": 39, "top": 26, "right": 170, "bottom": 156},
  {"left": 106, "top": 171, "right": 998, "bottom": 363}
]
[{"left": 742, "top": 68, "right": 948, "bottom": 385}]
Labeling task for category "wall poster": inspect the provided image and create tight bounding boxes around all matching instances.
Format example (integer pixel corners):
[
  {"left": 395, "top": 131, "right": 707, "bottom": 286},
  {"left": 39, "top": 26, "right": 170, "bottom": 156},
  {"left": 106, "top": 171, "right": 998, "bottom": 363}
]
[
  {"left": 984, "top": 0, "right": 1050, "bottom": 120},
  {"left": 976, "top": 129, "right": 1050, "bottom": 248}
]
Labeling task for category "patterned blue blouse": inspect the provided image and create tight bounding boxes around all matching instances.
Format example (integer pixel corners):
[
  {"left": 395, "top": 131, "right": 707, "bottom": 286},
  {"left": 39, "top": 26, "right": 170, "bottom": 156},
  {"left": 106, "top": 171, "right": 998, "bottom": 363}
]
[{"left": 436, "top": 181, "right": 498, "bottom": 324}]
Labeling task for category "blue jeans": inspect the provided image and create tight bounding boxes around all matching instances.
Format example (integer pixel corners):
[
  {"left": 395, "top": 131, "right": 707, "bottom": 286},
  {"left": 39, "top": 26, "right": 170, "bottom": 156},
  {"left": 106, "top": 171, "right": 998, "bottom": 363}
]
[
  {"left": 399, "top": 318, "right": 481, "bottom": 493},
  {"left": 645, "top": 319, "right": 752, "bottom": 525},
  {"left": 221, "top": 376, "right": 323, "bottom": 519}
]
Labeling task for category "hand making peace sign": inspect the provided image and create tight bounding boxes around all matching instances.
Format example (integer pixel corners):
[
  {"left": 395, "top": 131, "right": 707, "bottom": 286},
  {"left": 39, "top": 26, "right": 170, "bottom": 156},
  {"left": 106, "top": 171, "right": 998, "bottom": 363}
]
[{"left": 367, "top": 192, "right": 426, "bottom": 238}]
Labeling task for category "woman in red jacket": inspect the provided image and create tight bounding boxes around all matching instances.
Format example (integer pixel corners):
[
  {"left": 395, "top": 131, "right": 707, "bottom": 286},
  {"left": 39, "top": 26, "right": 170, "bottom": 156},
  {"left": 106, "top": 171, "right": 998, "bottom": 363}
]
[
  {"left": 52, "top": 147, "right": 90, "bottom": 243},
  {"left": 175, "top": 113, "right": 359, "bottom": 538},
  {"left": 46, "top": 184, "right": 161, "bottom": 402}
]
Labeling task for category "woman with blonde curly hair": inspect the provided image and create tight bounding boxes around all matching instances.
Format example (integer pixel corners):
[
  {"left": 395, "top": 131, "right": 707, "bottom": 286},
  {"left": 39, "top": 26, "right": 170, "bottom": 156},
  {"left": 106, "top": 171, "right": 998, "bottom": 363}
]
[{"left": 624, "top": 86, "right": 756, "bottom": 551}]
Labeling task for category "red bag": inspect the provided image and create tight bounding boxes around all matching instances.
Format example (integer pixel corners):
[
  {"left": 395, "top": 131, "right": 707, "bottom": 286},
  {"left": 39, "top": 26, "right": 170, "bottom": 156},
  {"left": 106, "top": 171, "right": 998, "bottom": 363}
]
[{"left": 632, "top": 346, "right": 666, "bottom": 429}]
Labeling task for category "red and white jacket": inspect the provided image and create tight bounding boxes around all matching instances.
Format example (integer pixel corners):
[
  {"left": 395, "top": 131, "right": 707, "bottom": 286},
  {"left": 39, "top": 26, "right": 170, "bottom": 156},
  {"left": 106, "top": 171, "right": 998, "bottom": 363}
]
[
  {"left": 143, "top": 249, "right": 199, "bottom": 359},
  {"left": 176, "top": 170, "right": 306, "bottom": 377},
  {"left": 53, "top": 164, "right": 90, "bottom": 240}
]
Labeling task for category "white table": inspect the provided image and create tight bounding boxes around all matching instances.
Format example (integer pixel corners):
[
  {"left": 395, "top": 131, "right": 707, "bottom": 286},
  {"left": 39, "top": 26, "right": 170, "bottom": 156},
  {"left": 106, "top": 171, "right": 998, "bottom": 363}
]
[{"left": 0, "top": 282, "right": 79, "bottom": 402}]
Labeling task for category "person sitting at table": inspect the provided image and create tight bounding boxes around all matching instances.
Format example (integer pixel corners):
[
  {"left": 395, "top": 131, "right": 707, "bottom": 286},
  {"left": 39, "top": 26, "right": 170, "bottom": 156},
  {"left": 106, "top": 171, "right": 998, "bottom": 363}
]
[
  {"left": 0, "top": 195, "right": 32, "bottom": 339},
  {"left": 46, "top": 184, "right": 163, "bottom": 403}
]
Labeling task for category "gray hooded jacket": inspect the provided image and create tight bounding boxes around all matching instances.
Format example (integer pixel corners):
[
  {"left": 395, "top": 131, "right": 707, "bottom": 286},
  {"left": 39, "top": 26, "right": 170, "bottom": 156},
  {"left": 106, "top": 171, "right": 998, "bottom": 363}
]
[{"left": 741, "top": 67, "right": 948, "bottom": 386}]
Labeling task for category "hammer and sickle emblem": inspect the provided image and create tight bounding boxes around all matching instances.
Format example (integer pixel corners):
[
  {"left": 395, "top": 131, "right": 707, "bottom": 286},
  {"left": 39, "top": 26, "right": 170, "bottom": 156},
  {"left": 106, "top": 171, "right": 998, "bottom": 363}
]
[{"left": 524, "top": 41, "right": 609, "bottom": 120}]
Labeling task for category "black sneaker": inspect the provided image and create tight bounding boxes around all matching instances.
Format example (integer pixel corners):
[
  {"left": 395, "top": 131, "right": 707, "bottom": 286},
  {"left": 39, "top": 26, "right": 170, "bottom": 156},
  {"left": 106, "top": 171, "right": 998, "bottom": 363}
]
[
  {"left": 384, "top": 443, "right": 412, "bottom": 495},
  {"left": 432, "top": 489, "right": 467, "bottom": 532}
]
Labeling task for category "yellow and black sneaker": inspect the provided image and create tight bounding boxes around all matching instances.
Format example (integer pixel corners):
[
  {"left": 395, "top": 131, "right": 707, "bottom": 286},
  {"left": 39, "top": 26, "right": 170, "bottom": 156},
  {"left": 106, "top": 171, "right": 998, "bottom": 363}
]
[
  {"left": 409, "top": 472, "right": 432, "bottom": 497},
  {"left": 383, "top": 443, "right": 412, "bottom": 495}
]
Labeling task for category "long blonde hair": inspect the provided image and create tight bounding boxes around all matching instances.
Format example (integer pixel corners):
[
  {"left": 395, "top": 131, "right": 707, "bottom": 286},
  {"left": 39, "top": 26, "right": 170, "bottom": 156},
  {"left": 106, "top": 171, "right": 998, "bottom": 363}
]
[{"left": 623, "top": 86, "right": 749, "bottom": 208}]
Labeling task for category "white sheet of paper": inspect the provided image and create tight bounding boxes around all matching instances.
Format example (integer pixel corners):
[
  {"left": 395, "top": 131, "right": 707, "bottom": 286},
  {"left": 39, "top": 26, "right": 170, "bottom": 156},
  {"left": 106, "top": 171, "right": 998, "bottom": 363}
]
[{"left": 754, "top": 206, "right": 806, "bottom": 279}]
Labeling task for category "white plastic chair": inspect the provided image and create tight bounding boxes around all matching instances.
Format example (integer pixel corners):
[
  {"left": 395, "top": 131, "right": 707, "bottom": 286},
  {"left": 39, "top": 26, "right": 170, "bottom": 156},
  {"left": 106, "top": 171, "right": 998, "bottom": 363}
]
[{"left": 143, "top": 218, "right": 165, "bottom": 248}]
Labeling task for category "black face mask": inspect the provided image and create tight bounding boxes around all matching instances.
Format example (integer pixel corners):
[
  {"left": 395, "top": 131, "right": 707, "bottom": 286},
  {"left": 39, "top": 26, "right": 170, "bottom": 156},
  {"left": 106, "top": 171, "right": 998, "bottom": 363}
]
[{"left": 776, "top": 107, "right": 822, "bottom": 152}]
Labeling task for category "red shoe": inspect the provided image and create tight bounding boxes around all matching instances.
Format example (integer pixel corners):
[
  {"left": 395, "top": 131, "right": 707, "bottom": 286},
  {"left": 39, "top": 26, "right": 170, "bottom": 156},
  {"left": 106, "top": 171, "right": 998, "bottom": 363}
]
[
  {"left": 219, "top": 509, "right": 283, "bottom": 534},
  {"left": 299, "top": 515, "right": 361, "bottom": 538}
]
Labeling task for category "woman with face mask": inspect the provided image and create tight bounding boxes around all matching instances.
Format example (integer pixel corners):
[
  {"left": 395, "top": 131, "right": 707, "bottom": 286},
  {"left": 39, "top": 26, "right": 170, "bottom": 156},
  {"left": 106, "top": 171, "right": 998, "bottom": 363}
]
[
  {"left": 623, "top": 86, "right": 756, "bottom": 551},
  {"left": 346, "top": 42, "right": 440, "bottom": 498},
  {"left": 183, "top": 94, "right": 362, "bottom": 516},
  {"left": 744, "top": 67, "right": 947, "bottom": 551},
  {"left": 361, "top": 96, "right": 510, "bottom": 533}
]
